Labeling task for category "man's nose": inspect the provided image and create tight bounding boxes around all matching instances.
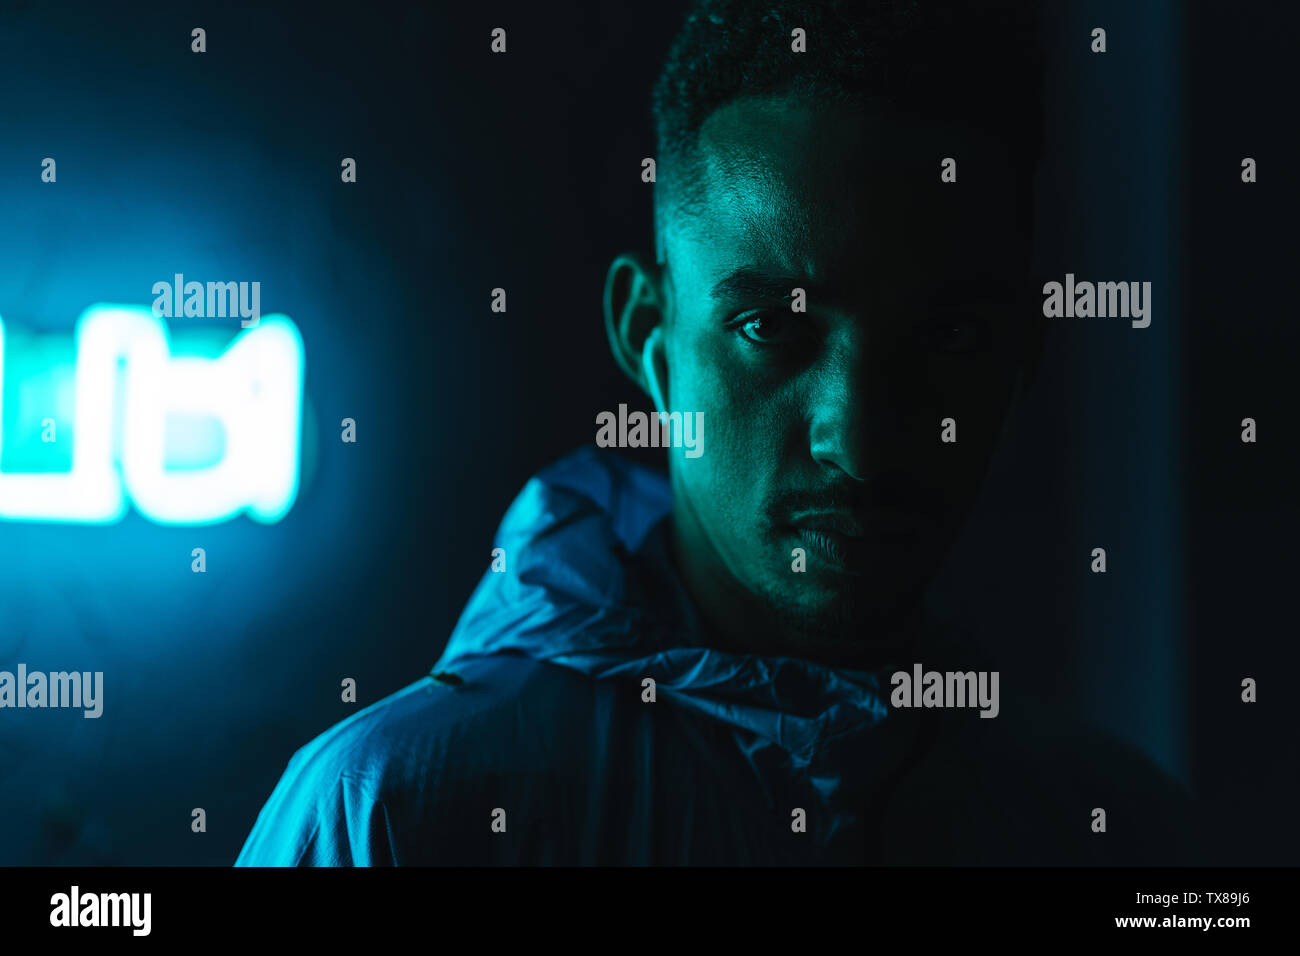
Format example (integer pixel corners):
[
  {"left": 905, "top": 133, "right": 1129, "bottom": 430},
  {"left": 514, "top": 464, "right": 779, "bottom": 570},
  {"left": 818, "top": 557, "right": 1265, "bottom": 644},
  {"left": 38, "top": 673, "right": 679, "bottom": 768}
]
[{"left": 806, "top": 346, "right": 911, "bottom": 481}]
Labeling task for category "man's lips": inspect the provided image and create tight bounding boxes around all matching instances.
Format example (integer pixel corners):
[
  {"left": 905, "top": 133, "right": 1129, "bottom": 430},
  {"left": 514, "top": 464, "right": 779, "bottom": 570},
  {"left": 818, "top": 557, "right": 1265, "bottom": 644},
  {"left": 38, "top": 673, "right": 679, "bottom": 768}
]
[
  {"left": 786, "top": 508, "right": 930, "bottom": 538},
  {"left": 783, "top": 509, "right": 933, "bottom": 571}
]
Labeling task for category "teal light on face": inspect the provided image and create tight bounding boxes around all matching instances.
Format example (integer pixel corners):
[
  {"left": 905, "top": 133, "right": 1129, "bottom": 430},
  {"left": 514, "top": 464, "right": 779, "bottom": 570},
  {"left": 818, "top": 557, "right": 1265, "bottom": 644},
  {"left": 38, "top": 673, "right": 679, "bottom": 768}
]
[{"left": 0, "top": 304, "right": 305, "bottom": 525}]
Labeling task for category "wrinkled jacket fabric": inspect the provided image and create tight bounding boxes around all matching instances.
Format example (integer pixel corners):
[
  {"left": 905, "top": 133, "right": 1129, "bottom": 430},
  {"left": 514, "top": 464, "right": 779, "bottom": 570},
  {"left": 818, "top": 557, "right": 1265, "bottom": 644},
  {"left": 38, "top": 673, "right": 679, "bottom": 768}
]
[{"left": 236, "top": 446, "right": 1194, "bottom": 866}]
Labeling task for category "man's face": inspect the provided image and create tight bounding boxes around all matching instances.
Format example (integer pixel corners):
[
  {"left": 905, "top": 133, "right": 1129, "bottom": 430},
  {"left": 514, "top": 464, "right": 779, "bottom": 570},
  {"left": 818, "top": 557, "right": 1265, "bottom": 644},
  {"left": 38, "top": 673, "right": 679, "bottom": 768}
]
[{"left": 659, "top": 94, "right": 1032, "bottom": 643}]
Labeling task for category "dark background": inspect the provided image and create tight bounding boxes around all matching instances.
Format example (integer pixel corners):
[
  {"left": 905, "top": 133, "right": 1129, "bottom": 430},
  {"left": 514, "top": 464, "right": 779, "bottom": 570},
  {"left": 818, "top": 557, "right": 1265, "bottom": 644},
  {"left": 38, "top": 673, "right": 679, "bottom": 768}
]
[{"left": 0, "top": 0, "right": 1294, "bottom": 865}]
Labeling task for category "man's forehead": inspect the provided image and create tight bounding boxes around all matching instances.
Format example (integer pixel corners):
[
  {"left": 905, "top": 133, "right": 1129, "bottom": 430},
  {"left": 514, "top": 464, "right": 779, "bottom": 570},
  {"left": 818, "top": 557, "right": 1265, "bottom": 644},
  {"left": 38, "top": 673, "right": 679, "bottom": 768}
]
[
  {"left": 669, "top": 94, "right": 1024, "bottom": 288},
  {"left": 691, "top": 97, "right": 871, "bottom": 265}
]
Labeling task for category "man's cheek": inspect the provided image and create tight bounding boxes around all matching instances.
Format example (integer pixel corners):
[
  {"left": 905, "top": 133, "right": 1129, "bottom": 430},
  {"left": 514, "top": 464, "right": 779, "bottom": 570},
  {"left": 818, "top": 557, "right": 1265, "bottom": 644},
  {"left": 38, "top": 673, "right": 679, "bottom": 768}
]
[
  {"left": 673, "top": 368, "right": 733, "bottom": 442},
  {"left": 689, "top": 356, "right": 767, "bottom": 417},
  {"left": 667, "top": 351, "right": 715, "bottom": 409}
]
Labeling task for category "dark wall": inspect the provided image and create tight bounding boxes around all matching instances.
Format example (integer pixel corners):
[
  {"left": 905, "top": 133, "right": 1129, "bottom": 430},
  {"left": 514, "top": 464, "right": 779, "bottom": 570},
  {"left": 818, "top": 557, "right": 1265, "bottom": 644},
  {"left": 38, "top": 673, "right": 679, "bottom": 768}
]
[{"left": 1181, "top": 2, "right": 1299, "bottom": 863}]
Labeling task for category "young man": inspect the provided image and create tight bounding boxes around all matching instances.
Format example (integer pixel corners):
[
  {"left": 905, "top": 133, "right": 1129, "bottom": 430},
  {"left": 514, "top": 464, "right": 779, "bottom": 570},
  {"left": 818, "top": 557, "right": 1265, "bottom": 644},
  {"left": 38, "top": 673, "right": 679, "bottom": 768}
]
[{"left": 237, "top": 0, "right": 1194, "bottom": 866}]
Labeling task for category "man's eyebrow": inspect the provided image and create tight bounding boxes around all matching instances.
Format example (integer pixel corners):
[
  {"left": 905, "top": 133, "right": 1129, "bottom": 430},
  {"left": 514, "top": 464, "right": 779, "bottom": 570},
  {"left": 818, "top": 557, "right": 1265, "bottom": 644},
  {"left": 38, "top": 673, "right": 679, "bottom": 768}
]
[
  {"left": 709, "top": 270, "right": 1024, "bottom": 310},
  {"left": 929, "top": 277, "right": 1021, "bottom": 308},
  {"left": 709, "top": 267, "right": 811, "bottom": 302}
]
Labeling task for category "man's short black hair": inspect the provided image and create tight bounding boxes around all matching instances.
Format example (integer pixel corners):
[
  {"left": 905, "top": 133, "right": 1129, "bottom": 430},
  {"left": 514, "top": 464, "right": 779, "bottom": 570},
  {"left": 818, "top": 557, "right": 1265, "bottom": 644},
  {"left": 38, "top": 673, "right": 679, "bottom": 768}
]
[{"left": 650, "top": 0, "right": 1046, "bottom": 250}]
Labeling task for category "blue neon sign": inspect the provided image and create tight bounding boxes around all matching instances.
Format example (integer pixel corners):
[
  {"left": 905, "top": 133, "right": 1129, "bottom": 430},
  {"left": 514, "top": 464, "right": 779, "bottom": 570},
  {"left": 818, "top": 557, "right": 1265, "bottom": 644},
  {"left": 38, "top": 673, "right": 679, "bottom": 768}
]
[{"left": 0, "top": 304, "right": 304, "bottom": 525}]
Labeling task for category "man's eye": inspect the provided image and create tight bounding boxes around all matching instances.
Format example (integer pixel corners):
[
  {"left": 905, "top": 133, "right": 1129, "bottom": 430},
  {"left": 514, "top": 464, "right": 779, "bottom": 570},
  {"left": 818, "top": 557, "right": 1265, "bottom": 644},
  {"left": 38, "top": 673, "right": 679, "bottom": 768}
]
[
  {"left": 735, "top": 312, "right": 804, "bottom": 346},
  {"left": 922, "top": 317, "right": 989, "bottom": 355}
]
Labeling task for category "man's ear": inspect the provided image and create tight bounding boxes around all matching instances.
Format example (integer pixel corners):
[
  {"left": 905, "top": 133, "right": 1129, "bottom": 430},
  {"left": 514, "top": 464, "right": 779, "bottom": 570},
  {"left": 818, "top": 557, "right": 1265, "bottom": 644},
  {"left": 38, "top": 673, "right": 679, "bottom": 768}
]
[{"left": 604, "top": 251, "right": 668, "bottom": 405}]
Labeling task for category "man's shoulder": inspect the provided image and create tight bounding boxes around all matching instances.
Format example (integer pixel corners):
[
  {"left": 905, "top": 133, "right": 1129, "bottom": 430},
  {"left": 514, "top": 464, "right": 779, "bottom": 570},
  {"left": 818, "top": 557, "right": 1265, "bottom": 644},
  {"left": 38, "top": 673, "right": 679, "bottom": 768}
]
[
  {"left": 308, "top": 655, "right": 590, "bottom": 760},
  {"left": 896, "top": 615, "right": 1198, "bottom": 863},
  {"left": 235, "top": 655, "right": 606, "bottom": 865},
  {"left": 884, "top": 694, "right": 1198, "bottom": 865}
]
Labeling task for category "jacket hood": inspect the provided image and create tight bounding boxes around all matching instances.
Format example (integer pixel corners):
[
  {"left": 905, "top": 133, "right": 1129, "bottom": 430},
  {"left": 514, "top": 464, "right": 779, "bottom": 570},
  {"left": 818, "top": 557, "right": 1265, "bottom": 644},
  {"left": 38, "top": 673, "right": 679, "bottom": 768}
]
[{"left": 433, "top": 446, "right": 947, "bottom": 766}]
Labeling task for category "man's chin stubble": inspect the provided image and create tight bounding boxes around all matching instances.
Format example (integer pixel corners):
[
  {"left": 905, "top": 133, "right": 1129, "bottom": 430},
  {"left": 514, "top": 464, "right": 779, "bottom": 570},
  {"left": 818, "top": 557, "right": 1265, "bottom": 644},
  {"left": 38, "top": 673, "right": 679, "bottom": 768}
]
[{"left": 750, "top": 580, "right": 927, "bottom": 667}]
